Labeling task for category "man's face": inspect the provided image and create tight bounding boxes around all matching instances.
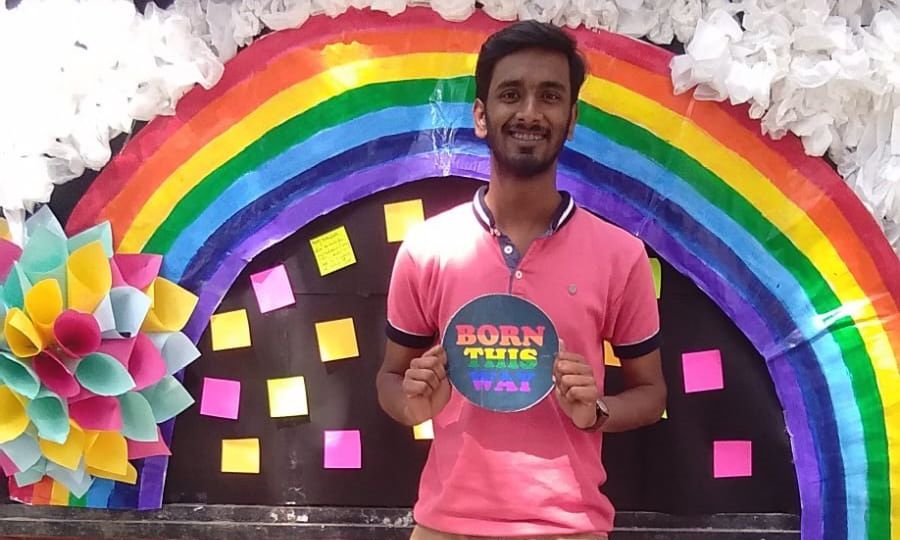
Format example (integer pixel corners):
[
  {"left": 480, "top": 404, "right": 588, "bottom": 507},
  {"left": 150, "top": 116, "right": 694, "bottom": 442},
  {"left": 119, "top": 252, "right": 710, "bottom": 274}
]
[{"left": 474, "top": 48, "right": 578, "bottom": 179}]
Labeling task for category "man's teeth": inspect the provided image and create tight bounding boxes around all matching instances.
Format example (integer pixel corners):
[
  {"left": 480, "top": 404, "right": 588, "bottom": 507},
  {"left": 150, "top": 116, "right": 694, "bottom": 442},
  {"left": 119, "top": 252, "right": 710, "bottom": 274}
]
[{"left": 510, "top": 132, "right": 545, "bottom": 141}]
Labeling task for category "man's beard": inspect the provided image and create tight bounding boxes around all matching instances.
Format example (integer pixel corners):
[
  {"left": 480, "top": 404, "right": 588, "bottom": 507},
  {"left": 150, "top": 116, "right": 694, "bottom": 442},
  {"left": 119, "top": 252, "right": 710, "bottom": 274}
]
[{"left": 485, "top": 116, "right": 570, "bottom": 179}]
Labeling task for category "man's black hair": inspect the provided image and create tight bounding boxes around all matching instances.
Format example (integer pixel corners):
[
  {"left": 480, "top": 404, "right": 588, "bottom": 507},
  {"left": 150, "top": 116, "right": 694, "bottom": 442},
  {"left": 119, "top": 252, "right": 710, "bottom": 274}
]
[{"left": 475, "top": 20, "right": 587, "bottom": 106}]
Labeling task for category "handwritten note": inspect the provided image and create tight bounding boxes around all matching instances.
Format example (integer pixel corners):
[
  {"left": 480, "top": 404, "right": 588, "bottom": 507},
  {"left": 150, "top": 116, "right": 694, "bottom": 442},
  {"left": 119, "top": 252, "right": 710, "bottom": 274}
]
[
  {"left": 210, "top": 309, "right": 251, "bottom": 351},
  {"left": 384, "top": 200, "right": 425, "bottom": 243},
  {"left": 713, "top": 440, "right": 752, "bottom": 478},
  {"left": 324, "top": 430, "right": 361, "bottom": 469},
  {"left": 315, "top": 318, "right": 359, "bottom": 362},
  {"left": 266, "top": 376, "right": 308, "bottom": 418},
  {"left": 221, "top": 438, "right": 260, "bottom": 474},
  {"left": 682, "top": 349, "right": 724, "bottom": 393},
  {"left": 250, "top": 264, "right": 295, "bottom": 313},
  {"left": 200, "top": 378, "right": 241, "bottom": 420},
  {"left": 309, "top": 226, "right": 356, "bottom": 276}
]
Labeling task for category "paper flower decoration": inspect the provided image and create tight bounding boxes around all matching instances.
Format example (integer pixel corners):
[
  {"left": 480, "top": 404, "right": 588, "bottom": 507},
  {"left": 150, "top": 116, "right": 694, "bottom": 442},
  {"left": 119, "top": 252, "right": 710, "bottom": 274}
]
[{"left": 0, "top": 206, "right": 200, "bottom": 504}]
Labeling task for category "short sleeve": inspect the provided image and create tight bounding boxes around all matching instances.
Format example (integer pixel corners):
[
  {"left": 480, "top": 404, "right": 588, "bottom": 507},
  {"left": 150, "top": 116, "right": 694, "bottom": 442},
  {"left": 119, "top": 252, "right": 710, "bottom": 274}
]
[
  {"left": 610, "top": 249, "right": 661, "bottom": 359},
  {"left": 385, "top": 239, "right": 437, "bottom": 349}
]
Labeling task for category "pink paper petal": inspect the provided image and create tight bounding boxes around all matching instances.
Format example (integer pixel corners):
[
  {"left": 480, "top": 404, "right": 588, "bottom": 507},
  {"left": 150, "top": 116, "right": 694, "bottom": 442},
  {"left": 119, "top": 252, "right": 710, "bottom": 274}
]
[
  {"left": 0, "top": 239, "right": 22, "bottom": 282},
  {"left": 0, "top": 451, "right": 19, "bottom": 476},
  {"left": 54, "top": 310, "right": 101, "bottom": 358},
  {"left": 126, "top": 428, "right": 172, "bottom": 460},
  {"left": 97, "top": 337, "right": 137, "bottom": 369},
  {"left": 128, "top": 334, "right": 166, "bottom": 391},
  {"left": 33, "top": 350, "right": 80, "bottom": 398},
  {"left": 113, "top": 254, "right": 162, "bottom": 290},
  {"left": 108, "top": 258, "right": 127, "bottom": 288},
  {"left": 69, "top": 396, "right": 123, "bottom": 431},
  {"left": 69, "top": 386, "right": 98, "bottom": 404}
]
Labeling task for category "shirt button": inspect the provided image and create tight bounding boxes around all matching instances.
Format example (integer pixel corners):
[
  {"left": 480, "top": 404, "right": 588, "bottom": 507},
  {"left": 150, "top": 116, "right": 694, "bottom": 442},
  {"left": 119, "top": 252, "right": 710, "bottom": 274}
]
[
  {"left": 503, "top": 245, "right": 514, "bottom": 255},
  {"left": 515, "top": 270, "right": 523, "bottom": 280}
]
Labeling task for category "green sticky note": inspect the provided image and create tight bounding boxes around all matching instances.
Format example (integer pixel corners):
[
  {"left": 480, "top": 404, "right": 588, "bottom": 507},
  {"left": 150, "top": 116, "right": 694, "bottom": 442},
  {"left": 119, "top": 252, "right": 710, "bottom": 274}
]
[
  {"left": 76, "top": 352, "right": 136, "bottom": 396},
  {"left": 118, "top": 392, "right": 158, "bottom": 442},
  {"left": 67, "top": 222, "right": 113, "bottom": 259},
  {"left": 27, "top": 387, "right": 70, "bottom": 444},
  {"left": 0, "top": 351, "right": 40, "bottom": 399},
  {"left": 139, "top": 375, "right": 194, "bottom": 423},
  {"left": 649, "top": 257, "right": 662, "bottom": 299}
]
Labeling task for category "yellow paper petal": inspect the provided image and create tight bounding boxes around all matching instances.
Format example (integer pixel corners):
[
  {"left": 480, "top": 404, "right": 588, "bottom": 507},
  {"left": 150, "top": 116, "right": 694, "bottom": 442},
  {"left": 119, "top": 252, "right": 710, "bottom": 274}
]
[
  {"left": 144, "top": 281, "right": 156, "bottom": 310},
  {"left": 87, "top": 462, "right": 137, "bottom": 485},
  {"left": 24, "top": 279, "right": 63, "bottom": 343},
  {"left": 39, "top": 420, "right": 85, "bottom": 470},
  {"left": 141, "top": 278, "right": 198, "bottom": 332},
  {"left": 0, "top": 218, "right": 10, "bottom": 241},
  {"left": 84, "top": 430, "right": 101, "bottom": 451},
  {"left": 4, "top": 308, "right": 43, "bottom": 358},
  {"left": 0, "top": 386, "right": 29, "bottom": 443},
  {"left": 50, "top": 481, "right": 70, "bottom": 506},
  {"left": 67, "top": 241, "right": 111, "bottom": 313},
  {"left": 84, "top": 431, "right": 128, "bottom": 476}
]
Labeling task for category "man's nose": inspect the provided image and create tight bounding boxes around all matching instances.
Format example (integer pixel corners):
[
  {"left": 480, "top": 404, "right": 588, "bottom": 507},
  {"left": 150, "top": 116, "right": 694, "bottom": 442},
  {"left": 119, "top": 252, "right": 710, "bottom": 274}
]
[{"left": 516, "top": 95, "right": 542, "bottom": 123}]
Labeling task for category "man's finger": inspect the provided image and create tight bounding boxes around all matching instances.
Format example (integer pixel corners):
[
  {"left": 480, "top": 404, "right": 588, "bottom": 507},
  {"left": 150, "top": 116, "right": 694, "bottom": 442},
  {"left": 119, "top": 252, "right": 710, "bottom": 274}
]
[
  {"left": 406, "top": 368, "right": 443, "bottom": 392},
  {"left": 565, "top": 386, "right": 598, "bottom": 404},
  {"left": 555, "top": 359, "right": 592, "bottom": 375},
  {"left": 402, "top": 378, "right": 433, "bottom": 397},
  {"left": 410, "top": 356, "right": 447, "bottom": 381}
]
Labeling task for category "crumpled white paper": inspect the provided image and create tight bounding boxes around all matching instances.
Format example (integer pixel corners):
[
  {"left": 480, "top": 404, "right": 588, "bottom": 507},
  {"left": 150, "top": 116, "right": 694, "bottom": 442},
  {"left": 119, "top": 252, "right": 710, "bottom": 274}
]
[
  {"left": 2, "top": 0, "right": 898, "bottom": 253},
  {"left": 671, "top": 1, "right": 900, "bottom": 253}
]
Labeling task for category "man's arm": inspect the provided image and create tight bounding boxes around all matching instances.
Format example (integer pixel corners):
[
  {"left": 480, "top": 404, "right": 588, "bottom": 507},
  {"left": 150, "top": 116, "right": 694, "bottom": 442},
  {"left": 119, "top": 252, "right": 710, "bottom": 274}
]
[
  {"left": 376, "top": 340, "right": 449, "bottom": 427},
  {"left": 601, "top": 348, "right": 666, "bottom": 432}
]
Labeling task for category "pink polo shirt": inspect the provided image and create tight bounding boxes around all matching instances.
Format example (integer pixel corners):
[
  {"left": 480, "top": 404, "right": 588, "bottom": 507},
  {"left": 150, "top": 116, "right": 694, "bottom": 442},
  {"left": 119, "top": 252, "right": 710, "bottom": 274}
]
[{"left": 386, "top": 187, "right": 660, "bottom": 537}]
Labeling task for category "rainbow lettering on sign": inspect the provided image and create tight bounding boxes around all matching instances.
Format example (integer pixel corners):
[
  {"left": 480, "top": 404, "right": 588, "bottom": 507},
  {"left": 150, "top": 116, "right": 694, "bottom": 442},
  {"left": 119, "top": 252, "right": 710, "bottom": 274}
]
[{"left": 455, "top": 324, "right": 545, "bottom": 393}]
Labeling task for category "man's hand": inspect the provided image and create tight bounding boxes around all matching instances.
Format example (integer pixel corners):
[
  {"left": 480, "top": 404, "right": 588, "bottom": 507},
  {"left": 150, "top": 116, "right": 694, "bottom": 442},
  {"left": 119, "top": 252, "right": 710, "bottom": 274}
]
[
  {"left": 402, "top": 344, "right": 451, "bottom": 425},
  {"left": 553, "top": 341, "right": 600, "bottom": 429}
]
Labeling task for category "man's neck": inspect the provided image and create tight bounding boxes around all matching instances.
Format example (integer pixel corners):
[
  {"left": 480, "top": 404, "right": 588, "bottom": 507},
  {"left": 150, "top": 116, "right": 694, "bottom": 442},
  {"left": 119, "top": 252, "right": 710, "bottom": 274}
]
[{"left": 483, "top": 166, "right": 561, "bottom": 242}]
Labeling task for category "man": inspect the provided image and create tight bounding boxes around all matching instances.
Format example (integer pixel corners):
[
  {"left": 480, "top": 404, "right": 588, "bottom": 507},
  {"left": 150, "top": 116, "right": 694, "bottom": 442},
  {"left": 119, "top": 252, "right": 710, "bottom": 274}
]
[{"left": 376, "top": 20, "right": 666, "bottom": 540}]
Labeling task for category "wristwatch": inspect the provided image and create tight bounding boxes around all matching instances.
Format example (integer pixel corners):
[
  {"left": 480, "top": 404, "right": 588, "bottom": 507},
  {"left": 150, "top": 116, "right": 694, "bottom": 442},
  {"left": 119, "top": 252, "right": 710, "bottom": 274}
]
[{"left": 588, "top": 398, "right": 610, "bottom": 431}]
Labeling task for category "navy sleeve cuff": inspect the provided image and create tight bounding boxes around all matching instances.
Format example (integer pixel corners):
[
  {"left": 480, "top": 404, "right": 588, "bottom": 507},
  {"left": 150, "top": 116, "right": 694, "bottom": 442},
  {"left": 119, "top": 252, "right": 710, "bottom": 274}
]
[
  {"left": 386, "top": 322, "right": 435, "bottom": 349},
  {"left": 612, "top": 332, "right": 661, "bottom": 359}
]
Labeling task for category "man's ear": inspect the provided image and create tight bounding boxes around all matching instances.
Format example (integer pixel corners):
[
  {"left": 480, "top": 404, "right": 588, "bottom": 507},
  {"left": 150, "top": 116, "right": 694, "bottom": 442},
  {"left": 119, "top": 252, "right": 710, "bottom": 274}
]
[
  {"left": 567, "top": 103, "right": 579, "bottom": 141},
  {"left": 473, "top": 98, "right": 488, "bottom": 139}
]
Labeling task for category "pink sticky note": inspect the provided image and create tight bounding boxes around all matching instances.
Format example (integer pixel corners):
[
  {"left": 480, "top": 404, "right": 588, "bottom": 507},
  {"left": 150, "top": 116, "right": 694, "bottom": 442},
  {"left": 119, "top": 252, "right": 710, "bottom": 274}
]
[
  {"left": 682, "top": 349, "right": 724, "bottom": 393},
  {"left": 250, "top": 264, "right": 295, "bottom": 313},
  {"left": 714, "top": 440, "right": 752, "bottom": 478},
  {"left": 69, "top": 396, "right": 123, "bottom": 431},
  {"left": 324, "top": 430, "right": 361, "bottom": 469},
  {"left": 127, "top": 428, "right": 172, "bottom": 460},
  {"left": 200, "top": 378, "right": 241, "bottom": 420}
]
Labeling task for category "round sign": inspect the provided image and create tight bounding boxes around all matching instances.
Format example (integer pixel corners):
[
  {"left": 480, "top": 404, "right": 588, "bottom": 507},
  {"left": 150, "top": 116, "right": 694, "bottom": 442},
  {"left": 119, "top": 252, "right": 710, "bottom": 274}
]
[{"left": 442, "top": 294, "right": 559, "bottom": 412}]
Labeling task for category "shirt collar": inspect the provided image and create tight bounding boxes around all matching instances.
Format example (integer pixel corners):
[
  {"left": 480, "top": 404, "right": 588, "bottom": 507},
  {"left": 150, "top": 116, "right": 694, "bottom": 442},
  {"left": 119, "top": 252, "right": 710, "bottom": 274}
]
[{"left": 472, "top": 185, "right": 576, "bottom": 236}]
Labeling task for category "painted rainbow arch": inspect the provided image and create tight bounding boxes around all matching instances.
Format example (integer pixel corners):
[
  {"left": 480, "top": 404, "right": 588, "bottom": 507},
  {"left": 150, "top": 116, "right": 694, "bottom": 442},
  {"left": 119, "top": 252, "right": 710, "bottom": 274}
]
[{"left": 67, "top": 8, "right": 900, "bottom": 539}]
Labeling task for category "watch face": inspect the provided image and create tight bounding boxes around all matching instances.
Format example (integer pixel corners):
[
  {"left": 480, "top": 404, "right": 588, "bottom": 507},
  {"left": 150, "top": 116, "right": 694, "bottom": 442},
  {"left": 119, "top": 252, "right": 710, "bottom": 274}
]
[{"left": 596, "top": 399, "right": 610, "bottom": 417}]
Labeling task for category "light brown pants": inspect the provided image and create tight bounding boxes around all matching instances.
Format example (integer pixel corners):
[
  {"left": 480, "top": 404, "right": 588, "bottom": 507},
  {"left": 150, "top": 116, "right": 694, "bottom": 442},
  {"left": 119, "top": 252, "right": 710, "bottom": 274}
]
[{"left": 410, "top": 525, "right": 608, "bottom": 540}]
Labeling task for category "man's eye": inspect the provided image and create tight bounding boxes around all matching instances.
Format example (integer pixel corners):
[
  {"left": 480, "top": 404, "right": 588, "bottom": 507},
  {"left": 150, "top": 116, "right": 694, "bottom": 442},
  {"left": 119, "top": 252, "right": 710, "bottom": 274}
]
[
  {"left": 544, "top": 93, "right": 562, "bottom": 102},
  {"left": 500, "top": 91, "right": 518, "bottom": 100}
]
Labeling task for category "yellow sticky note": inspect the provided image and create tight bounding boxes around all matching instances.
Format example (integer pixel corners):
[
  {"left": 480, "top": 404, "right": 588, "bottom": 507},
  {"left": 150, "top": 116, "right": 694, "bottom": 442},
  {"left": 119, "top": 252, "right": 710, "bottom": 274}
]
[
  {"left": 25, "top": 279, "right": 63, "bottom": 343},
  {"left": 67, "top": 241, "right": 111, "bottom": 314},
  {"left": 85, "top": 431, "right": 128, "bottom": 476},
  {"left": 49, "top": 481, "right": 69, "bottom": 506},
  {"left": 222, "top": 438, "right": 260, "bottom": 474},
  {"left": 309, "top": 226, "right": 356, "bottom": 276},
  {"left": 384, "top": 200, "right": 425, "bottom": 243},
  {"left": 40, "top": 420, "right": 85, "bottom": 470},
  {"left": 413, "top": 420, "right": 434, "bottom": 440},
  {"left": 210, "top": 309, "right": 251, "bottom": 351},
  {"left": 0, "top": 386, "right": 29, "bottom": 444},
  {"left": 267, "top": 376, "right": 309, "bottom": 418},
  {"left": 315, "top": 318, "right": 359, "bottom": 362},
  {"left": 661, "top": 409, "right": 668, "bottom": 420},
  {"left": 88, "top": 462, "right": 137, "bottom": 485},
  {"left": 141, "top": 278, "right": 198, "bottom": 332},
  {"left": 4, "top": 308, "right": 43, "bottom": 358},
  {"left": 603, "top": 341, "right": 621, "bottom": 367},
  {"left": 649, "top": 257, "right": 662, "bottom": 299}
]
